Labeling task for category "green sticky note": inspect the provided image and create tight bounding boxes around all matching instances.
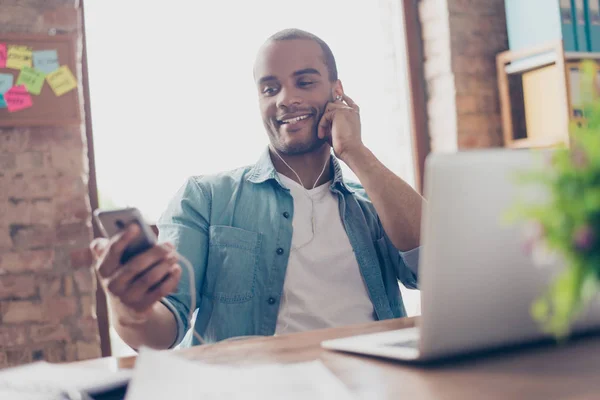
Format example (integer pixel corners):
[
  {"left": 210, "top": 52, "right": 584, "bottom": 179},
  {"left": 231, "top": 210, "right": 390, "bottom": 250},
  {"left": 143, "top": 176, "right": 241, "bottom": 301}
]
[
  {"left": 0, "top": 93, "right": 6, "bottom": 108},
  {"left": 16, "top": 66, "right": 45, "bottom": 95}
]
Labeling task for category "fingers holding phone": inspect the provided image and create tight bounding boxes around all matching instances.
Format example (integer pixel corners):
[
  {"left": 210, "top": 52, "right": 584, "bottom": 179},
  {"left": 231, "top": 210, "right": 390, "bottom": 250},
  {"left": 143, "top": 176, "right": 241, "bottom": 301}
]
[
  {"left": 106, "top": 243, "right": 180, "bottom": 307},
  {"left": 123, "top": 254, "right": 182, "bottom": 314},
  {"left": 94, "top": 224, "right": 140, "bottom": 279},
  {"left": 91, "top": 208, "right": 182, "bottom": 319}
]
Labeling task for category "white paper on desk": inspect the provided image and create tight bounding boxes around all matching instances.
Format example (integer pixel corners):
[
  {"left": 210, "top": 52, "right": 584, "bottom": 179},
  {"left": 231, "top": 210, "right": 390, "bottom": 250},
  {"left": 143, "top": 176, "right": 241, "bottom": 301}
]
[
  {"left": 126, "top": 347, "right": 355, "bottom": 400},
  {"left": 0, "top": 360, "right": 132, "bottom": 397}
]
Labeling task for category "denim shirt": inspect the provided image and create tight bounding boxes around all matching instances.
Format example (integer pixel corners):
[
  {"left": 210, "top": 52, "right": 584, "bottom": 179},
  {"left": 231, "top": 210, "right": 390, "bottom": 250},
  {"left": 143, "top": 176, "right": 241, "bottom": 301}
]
[{"left": 158, "top": 148, "right": 420, "bottom": 347}]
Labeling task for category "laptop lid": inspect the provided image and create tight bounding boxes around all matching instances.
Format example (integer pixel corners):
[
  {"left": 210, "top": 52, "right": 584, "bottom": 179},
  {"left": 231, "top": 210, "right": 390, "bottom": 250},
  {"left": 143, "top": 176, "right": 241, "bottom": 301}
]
[{"left": 417, "top": 150, "right": 600, "bottom": 360}]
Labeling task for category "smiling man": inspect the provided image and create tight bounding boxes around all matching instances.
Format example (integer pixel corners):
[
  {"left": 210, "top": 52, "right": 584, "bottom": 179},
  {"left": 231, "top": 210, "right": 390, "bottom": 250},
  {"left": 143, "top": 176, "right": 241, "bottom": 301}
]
[{"left": 92, "top": 29, "right": 425, "bottom": 350}]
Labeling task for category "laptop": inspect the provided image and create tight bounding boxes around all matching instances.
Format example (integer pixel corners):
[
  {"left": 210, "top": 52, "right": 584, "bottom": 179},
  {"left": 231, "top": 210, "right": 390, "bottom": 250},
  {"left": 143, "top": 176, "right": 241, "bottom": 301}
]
[{"left": 321, "top": 150, "right": 600, "bottom": 362}]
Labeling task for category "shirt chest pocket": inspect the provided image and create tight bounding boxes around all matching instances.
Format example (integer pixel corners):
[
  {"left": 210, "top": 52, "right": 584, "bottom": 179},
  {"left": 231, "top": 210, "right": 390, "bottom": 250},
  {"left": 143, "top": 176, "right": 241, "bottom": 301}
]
[{"left": 204, "top": 225, "right": 262, "bottom": 303}]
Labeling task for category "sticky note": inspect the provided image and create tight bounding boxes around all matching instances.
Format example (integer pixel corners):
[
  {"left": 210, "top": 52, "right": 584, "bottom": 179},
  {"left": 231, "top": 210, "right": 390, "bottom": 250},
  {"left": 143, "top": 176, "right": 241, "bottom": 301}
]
[
  {"left": 0, "top": 73, "right": 13, "bottom": 94},
  {"left": 46, "top": 65, "right": 77, "bottom": 96},
  {"left": 33, "top": 49, "right": 60, "bottom": 74},
  {"left": 0, "top": 94, "right": 6, "bottom": 109},
  {"left": 6, "top": 45, "right": 33, "bottom": 70},
  {"left": 16, "top": 67, "right": 45, "bottom": 95},
  {"left": 4, "top": 85, "right": 33, "bottom": 112},
  {"left": 0, "top": 43, "right": 6, "bottom": 68}
]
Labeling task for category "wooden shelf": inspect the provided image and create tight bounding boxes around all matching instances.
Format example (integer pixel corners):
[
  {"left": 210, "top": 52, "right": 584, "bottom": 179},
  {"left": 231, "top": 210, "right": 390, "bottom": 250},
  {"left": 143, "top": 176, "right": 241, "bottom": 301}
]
[
  {"left": 497, "top": 41, "right": 571, "bottom": 150},
  {"left": 565, "top": 52, "right": 600, "bottom": 60},
  {"left": 498, "top": 42, "right": 600, "bottom": 150},
  {"left": 506, "top": 137, "right": 568, "bottom": 150},
  {"left": 505, "top": 52, "right": 558, "bottom": 75}
]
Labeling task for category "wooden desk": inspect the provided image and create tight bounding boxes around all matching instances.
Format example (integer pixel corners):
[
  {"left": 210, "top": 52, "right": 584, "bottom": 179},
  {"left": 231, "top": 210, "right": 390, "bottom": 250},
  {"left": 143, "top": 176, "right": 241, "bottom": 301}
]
[{"left": 84, "top": 317, "right": 600, "bottom": 399}]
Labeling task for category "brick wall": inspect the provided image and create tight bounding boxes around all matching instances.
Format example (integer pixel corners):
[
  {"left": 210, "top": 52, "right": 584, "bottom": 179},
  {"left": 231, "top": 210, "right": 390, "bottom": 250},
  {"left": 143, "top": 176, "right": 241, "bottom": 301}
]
[
  {"left": 0, "top": 1, "right": 100, "bottom": 367},
  {"left": 419, "top": 0, "right": 509, "bottom": 152}
]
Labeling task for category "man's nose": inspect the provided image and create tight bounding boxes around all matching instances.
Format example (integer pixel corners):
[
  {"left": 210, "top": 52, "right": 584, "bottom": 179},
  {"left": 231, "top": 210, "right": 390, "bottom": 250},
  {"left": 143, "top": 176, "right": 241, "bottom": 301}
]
[{"left": 276, "top": 86, "right": 303, "bottom": 109}]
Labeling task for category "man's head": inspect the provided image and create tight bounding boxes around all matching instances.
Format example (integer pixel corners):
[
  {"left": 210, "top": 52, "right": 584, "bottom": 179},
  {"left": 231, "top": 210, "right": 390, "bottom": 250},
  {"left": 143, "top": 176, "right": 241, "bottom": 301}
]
[{"left": 254, "top": 29, "right": 342, "bottom": 155}]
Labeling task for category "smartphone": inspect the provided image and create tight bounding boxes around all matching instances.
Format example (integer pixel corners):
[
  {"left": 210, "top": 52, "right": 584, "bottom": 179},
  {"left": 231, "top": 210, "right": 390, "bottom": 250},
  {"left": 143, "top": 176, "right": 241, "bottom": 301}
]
[{"left": 93, "top": 207, "right": 157, "bottom": 264}]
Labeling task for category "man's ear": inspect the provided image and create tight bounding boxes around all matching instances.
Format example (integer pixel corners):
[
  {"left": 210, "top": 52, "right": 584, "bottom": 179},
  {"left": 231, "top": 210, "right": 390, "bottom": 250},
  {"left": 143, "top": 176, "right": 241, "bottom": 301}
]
[{"left": 332, "top": 80, "right": 344, "bottom": 99}]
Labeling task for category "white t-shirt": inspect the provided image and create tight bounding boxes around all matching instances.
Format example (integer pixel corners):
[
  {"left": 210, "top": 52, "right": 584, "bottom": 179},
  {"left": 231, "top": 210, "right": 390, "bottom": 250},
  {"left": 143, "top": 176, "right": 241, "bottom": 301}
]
[{"left": 275, "top": 173, "right": 376, "bottom": 334}]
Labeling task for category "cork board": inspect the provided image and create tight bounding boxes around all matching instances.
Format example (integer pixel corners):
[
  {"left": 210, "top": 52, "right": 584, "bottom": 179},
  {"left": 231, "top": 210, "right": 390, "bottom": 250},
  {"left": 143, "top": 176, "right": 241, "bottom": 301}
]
[{"left": 0, "top": 33, "right": 81, "bottom": 127}]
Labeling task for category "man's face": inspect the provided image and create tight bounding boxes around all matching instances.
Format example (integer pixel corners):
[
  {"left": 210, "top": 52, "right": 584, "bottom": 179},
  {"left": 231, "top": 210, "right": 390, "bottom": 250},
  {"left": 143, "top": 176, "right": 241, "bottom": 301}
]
[{"left": 254, "top": 39, "right": 336, "bottom": 155}]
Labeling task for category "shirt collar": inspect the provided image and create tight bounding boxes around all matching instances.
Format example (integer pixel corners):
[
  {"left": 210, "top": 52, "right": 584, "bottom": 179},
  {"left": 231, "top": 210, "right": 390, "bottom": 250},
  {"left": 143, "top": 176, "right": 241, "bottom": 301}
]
[{"left": 246, "top": 146, "right": 354, "bottom": 194}]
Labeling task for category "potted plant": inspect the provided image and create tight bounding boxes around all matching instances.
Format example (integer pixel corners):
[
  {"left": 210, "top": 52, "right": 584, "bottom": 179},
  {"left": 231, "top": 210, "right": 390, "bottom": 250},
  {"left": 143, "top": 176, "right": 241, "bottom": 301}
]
[{"left": 510, "top": 60, "right": 600, "bottom": 339}]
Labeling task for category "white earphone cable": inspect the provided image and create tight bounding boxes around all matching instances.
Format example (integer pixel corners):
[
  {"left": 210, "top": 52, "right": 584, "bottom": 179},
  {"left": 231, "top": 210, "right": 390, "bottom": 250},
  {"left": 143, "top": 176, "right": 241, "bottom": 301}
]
[
  {"left": 271, "top": 147, "right": 330, "bottom": 191},
  {"left": 174, "top": 252, "right": 206, "bottom": 345},
  {"left": 271, "top": 147, "right": 330, "bottom": 242}
]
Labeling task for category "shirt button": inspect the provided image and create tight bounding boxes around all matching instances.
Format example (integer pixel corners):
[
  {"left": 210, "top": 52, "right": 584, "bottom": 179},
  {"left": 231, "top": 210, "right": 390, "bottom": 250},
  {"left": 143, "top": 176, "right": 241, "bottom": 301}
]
[
  {"left": 268, "top": 297, "right": 276, "bottom": 305},
  {"left": 283, "top": 212, "right": 290, "bottom": 219},
  {"left": 276, "top": 248, "right": 284, "bottom": 255}
]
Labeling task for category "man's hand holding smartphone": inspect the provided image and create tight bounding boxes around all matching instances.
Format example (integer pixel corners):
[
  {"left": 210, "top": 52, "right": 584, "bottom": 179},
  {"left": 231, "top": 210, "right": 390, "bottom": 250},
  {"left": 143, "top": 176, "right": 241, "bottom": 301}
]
[{"left": 91, "top": 223, "right": 182, "bottom": 325}]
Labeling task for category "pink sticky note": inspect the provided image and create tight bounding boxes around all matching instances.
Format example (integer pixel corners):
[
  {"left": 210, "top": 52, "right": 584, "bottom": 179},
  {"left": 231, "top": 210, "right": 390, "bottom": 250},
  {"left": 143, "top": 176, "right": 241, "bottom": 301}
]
[
  {"left": 4, "top": 85, "right": 33, "bottom": 112},
  {"left": 0, "top": 43, "right": 6, "bottom": 68}
]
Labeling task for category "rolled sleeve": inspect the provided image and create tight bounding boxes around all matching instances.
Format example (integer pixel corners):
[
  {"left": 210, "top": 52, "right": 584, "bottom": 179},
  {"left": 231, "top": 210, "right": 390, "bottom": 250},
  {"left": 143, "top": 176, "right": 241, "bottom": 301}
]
[
  {"left": 380, "top": 231, "right": 419, "bottom": 290},
  {"left": 157, "top": 176, "right": 211, "bottom": 347},
  {"left": 159, "top": 297, "right": 186, "bottom": 349},
  {"left": 400, "top": 247, "right": 420, "bottom": 276},
  {"left": 394, "top": 245, "right": 419, "bottom": 290}
]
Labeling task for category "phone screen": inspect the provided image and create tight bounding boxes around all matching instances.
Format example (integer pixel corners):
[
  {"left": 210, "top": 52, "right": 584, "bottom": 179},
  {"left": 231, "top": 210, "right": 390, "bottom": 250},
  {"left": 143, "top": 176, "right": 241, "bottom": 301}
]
[
  {"left": 119, "top": 220, "right": 155, "bottom": 264},
  {"left": 94, "top": 208, "right": 157, "bottom": 265}
]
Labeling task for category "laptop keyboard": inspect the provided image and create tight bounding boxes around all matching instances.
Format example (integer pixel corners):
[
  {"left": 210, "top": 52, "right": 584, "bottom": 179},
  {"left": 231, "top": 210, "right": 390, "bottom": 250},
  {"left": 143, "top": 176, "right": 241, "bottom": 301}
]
[{"left": 385, "top": 339, "right": 419, "bottom": 349}]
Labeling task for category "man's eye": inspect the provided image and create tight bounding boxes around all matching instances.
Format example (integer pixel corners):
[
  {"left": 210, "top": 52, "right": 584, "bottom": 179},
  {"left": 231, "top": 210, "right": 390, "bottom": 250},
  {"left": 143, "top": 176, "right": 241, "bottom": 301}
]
[
  {"left": 298, "top": 81, "right": 314, "bottom": 87},
  {"left": 262, "top": 86, "right": 277, "bottom": 95}
]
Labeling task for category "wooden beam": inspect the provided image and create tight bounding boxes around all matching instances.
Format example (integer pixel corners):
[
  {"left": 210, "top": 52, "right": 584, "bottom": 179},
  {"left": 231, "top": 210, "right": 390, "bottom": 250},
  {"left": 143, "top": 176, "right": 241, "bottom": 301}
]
[
  {"left": 80, "top": 0, "right": 112, "bottom": 358},
  {"left": 400, "top": 0, "right": 430, "bottom": 194}
]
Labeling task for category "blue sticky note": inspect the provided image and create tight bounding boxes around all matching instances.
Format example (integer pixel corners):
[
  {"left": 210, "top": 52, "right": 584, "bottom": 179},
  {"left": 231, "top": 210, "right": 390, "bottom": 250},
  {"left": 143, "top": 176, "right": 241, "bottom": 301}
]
[
  {"left": 33, "top": 49, "right": 60, "bottom": 74},
  {"left": 0, "top": 73, "right": 13, "bottom": 94},
  {"left": 0, "top": 93, "right": 6, "bottom": 109}
]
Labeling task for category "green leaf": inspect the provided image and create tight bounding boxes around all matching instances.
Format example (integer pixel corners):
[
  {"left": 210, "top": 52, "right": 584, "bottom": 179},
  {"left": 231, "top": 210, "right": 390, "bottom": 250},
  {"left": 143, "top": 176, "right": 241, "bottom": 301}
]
[{"left": 515, "top": 61, "right": 600, "bottom": 339}]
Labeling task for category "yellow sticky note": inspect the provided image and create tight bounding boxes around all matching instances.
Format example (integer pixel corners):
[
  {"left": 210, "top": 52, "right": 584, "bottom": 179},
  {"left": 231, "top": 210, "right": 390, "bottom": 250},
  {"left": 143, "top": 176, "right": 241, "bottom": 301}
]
[
  {"left": 46, "top": 65, "right": 77, "bottom": 96},
  {"left": 6, "top": 45, "right": 33, "bottom": 70}
]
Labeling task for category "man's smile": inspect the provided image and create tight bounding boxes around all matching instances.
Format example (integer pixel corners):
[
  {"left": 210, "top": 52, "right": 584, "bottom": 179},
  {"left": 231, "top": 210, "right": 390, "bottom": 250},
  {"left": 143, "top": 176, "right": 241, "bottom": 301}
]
[{"left": 277, "top": 112, "right": 314, "bottom": 125}]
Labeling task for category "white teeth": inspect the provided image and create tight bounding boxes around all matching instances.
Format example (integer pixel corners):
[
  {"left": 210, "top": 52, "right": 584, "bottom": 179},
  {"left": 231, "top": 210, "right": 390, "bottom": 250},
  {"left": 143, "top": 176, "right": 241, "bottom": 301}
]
[{"left": 281, "top": 114, "right": 310, "bottom": 125}]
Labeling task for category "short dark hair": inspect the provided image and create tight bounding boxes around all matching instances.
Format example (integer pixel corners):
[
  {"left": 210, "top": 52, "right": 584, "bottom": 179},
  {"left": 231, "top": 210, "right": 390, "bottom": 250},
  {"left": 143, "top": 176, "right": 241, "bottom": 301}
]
[{"left": 266, "top": 29, "right": 338, "bottom": 82}]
